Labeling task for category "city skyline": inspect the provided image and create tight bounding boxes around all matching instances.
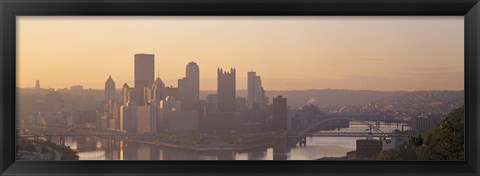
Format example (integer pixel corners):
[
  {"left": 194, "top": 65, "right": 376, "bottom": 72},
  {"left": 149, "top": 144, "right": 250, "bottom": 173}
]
[{"left": 17, "top": 16, "right": 464, "bottom": 91}]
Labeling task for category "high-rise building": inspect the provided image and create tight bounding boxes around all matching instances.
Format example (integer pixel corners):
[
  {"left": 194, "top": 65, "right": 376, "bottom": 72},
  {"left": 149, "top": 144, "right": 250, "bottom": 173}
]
[
  {"left": 121, "top": 101, "right": 137, "bottom": 132},
  {"left": 134, "top": 54, "right": 155, "bottom": 106},
  {"left": 151, "top": 77, "right": 165, "bottom": 105},
  {"left": 217, "top": 68, "right": 236, "bottom": 112},
  {"left": 111, "top": 102, "right": 121, "bottom": 130},
  {"left": 104, "top": 75, "right": 116, "bottom": 102},
  {"left": 178, "top": 62, "right": 200, "bottom": 110},
  {"left": 197, "top": 100, "right": 208, "bottom": 130},
  {"left": 177, "top": 77, "right": 190, "bottom": 108},
  {"left": 273, "top": 95, "right": 287, "bottom": 130},
  {"left": 247, "top": 72, "right": 256, "bottom": 109},
  {"left": 121, "top": 83, "right": 130, "bottom": 105},
  {"left": 247, "top": 71, "right": 266, "bottom": 110},
  {"left": 35, "top": 80, "right": 41, "bottom": 89},
  {"left": 144, "top": 87, "right": 153, "bottom": 104},
  {"left": 137, "top": 104, "right": 158, "bottom": 133},
  {"left": 186, "top": 62, "right": 200, "bottom": 105}
]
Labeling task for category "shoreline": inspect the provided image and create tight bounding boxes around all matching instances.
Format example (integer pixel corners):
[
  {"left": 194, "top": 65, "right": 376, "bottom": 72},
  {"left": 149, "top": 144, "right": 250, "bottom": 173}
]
[{"left": 129, "top": 139, "right": 277, "bottom": 152}]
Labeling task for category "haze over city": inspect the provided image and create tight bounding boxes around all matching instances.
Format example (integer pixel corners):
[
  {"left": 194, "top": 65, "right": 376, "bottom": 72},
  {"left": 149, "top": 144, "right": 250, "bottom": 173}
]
[
  {"left": 16, "top": 16, "right": 465, "bottom": 161},
  {"left": 17, "top": 16, "right": 463, "bottom": 91}
]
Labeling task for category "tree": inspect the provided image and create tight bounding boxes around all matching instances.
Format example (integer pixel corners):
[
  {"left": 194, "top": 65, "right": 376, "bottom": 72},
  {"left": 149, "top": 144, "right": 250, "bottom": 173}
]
[
  {"left": 377, "top": 149, "right": 401, "bottom": 160},
  {"left": 377, "top": 106, "right": 464, "bottom": 160},
  {"left": 416, "top": 106, "right": 465, "bottom": 160}
]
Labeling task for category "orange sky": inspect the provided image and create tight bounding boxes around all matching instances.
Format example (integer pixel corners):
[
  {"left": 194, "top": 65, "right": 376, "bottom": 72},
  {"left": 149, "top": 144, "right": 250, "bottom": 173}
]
[{"left": 17, "top": 16, "right": 464, "bottom": 91}]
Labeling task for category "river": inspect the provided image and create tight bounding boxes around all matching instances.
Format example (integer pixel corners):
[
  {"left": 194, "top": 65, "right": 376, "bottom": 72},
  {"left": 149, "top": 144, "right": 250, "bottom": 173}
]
[{"left": 53, "top": 121, "right": 410, "bottom": 160}]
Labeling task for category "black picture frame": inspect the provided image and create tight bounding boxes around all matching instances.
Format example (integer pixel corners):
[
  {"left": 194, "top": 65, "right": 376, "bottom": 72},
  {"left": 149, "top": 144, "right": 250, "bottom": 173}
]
[{"left": 1, "top": 0, "right": 479, "bottom": 175}]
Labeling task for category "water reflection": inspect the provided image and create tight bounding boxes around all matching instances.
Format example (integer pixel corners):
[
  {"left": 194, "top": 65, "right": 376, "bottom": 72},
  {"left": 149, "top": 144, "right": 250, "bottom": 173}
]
[{"left": 50, "top": 121, "right": 408, "bottom": 160}]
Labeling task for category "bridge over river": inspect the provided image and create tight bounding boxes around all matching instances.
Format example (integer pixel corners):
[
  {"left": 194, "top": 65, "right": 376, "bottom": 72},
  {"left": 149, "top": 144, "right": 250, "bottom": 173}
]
[{"left": 20, "top": 116, "right": 410, "bottom": 149}]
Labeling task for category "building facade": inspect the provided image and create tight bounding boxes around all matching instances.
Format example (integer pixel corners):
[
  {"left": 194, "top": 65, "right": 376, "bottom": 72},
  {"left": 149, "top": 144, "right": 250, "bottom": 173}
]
[
  {"left": 104, "top": 75, "right": 116, "bottom": 102},
  {"left": 273, "top": 95, "right": 287, "bottom": 130},
  {"left": 217, "top": 68, "right": 236, "bottom": 112},
  {"left": 151, "top": 77, "right": 165, "bottom": 105},
  {"left": 136, "top": 104, "right": 158, "bottom": 133},
  {"left": 186, "top": 62, "right": 200, "bottom": 106},
  {"left": 134, "top": 54, "right": 155, "bottom": 106},
  {"left": 178, "top": 62, "right": 200, "bottom": 110},
  {"left": 120, "top": 101, "right": 137, "bottom": 132},
  {"left": 247, "top": 71, "right": 266, "bottom": 110}
]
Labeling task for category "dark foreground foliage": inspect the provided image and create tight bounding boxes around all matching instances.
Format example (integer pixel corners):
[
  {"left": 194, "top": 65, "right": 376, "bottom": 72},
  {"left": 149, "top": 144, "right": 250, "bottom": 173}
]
[{"left": 378, "top": 106, "right": 464, "bottom": 160}]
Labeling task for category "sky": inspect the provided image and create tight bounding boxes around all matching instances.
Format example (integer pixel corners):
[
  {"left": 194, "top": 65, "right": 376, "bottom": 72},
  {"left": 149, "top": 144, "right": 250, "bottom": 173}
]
[{"left": 17, "top": 16, "right": 464, "bottom": 91}]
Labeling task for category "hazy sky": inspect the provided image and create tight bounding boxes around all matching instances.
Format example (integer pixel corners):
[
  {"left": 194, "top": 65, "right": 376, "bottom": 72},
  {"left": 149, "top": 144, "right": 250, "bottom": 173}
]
[{"left": 17, "top": 16, "right": 464, "bottom": 91}]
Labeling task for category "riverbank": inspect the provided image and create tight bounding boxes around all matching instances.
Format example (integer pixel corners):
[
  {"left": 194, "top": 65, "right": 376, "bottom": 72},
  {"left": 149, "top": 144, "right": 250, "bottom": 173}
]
[
  {"left": 17, "top": 139, "right": 79, "bottom": 160},
  {"left": 129, "top": 139, "right": 277, "bottom": 152}
]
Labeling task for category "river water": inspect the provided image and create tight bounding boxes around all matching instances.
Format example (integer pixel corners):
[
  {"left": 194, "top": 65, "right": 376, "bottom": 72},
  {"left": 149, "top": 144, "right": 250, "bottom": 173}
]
[{"left": 57, "top": 121, "right": 409, "bottom": 160}]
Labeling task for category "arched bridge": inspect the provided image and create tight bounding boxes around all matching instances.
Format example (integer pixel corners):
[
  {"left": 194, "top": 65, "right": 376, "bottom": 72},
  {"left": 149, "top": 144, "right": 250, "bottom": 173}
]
[
  {"left": 288, "top": 117, "right": 388, "bottom": 147},
  {"left": 299, "top": 117, "right": 384, "bottom": 135}
]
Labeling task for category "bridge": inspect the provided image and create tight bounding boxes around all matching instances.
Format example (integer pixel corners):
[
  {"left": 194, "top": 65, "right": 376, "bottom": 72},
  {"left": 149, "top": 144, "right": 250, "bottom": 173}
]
[
  {"left": 289, "top": 117, "right": 394, "bottom": 146},
  {"left": 19, "top": 117, "right": 407, "bottom": 147},
  {"left": 299, "top": 117, "right": 384, "bottom": 134},
  {"left": 281, "top": 132, "right": 407, "bottom": 138},
  {"left": 20, "top": 131, "right": 407, "bottom": 138}
]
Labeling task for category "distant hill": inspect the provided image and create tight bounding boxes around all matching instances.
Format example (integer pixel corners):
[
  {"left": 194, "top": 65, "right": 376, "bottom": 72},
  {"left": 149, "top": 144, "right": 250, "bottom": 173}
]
[
  {"left": 265, "top": 89, "right": 409, "bottom": 108},
  {"left": 19, "top": 88, "right": 463, "bottom": 110},
  {"left": 201, "top": 89, "right": 408, "bottom": 108},
  {"left": 201, "top": 89, "right": 464, "bottom": 108}
]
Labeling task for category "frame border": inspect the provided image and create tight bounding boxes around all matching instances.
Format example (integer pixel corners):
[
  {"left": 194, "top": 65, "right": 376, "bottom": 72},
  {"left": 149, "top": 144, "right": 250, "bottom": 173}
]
[{"left": 1, "top": 0, "right": 479, "bottom": 175}]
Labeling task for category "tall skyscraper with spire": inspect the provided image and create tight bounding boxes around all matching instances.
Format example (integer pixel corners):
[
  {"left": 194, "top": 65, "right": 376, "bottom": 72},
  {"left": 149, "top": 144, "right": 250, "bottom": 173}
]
[
  {"left": 104, "top": 75, "right": 116, "bottom": 102},
  {"left": 217, "top": 67, "right": 236, "bottom": 112},
  {"left": 134, "top": 54, "right": 155, "bottom": 106}
]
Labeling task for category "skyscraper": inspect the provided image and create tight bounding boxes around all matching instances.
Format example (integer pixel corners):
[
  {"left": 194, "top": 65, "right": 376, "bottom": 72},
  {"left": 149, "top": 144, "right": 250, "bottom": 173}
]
[
  {"left": 134, "top": 54, "right": 155, "bottom": 106},
  {"left": 136, "top": 104, "right": 157, "bottom": 133},
  {"left": 35, "top": 80, "right": 40, "bottom": 89},
  {"left": 177, "top": 77, "right": 190, "bottom": 107},
  {"left": 178, "top": 62, "right": 200, "bottom": 110},
  {"left": 104, "top": 75, "right": 116, "bottom": 102},
  {"left": 122, "top": 83, "right": 130, "bottom": 105},
  {"left": 247, "top": 71, "right": 266, "bottom": 110},
  {"left": 122, "top": 101, "right": 137, "bottom": 132},
  {"left": 152, "top": 77, "right": 165, "bottom": 105},
  {"left": 186, "top": 62, "right": 200, "bottom": 105},
  {"left": 273, "top": 95, "right": 287, "bottom": 130},
  {"left": 217, "top": 68, "right": 236, "bottom": 112}
]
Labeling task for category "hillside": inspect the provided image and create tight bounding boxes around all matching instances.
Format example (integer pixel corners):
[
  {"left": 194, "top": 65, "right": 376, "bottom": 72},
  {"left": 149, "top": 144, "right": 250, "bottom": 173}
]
[
  {"left": 378, "top": 106, "right": 465, "bottom": 160},
  {"left": 201, "top": 89, "right": 407, "bottom": 107}
]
